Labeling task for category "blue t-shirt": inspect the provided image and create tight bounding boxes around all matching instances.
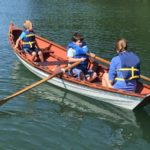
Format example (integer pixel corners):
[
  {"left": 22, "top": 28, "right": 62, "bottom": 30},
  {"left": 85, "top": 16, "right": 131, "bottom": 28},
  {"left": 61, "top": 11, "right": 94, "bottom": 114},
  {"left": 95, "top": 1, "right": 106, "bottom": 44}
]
[{"left": 19, "top": 31, "right": 26, "bottom": 40}]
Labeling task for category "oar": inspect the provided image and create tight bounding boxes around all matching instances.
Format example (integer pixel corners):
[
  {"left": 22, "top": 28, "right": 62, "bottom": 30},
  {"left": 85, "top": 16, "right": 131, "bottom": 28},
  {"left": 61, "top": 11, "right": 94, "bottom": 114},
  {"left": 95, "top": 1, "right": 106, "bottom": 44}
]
[
  {"left": 87, "top": 53, "right": 150, "bottom": 82},
  {"left": 0, "top": 61, "right": 81, "bottom": 106},
  {"left": 140, "top": 75, "right": 150, "bottom": 82},
  {"left": 94, "top": 55, "right": 110, "bottom": 65}
]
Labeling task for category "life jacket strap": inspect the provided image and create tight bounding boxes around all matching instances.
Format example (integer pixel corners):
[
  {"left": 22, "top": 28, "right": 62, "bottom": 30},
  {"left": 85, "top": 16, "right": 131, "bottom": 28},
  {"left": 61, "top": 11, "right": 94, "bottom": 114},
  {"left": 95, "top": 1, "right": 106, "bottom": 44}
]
[
  {"left": 115, "top": 66, "right": 140, "bottom": 81},
  {"left": 22, "top": 41, "right": 35, "bottom": 48},
  {"left": 26, "top": 34, "right": 35, "bottom": 37},
  {"left": 117, "top": 67, "right": 139, "bottom": 71}
]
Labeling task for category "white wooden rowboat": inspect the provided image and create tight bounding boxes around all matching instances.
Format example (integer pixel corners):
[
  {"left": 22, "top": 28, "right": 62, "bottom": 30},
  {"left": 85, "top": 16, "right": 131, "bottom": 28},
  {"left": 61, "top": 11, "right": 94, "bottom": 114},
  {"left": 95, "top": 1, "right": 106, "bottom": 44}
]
[{"left": 8, "top": 23, "right": 150, "bottom": 110}]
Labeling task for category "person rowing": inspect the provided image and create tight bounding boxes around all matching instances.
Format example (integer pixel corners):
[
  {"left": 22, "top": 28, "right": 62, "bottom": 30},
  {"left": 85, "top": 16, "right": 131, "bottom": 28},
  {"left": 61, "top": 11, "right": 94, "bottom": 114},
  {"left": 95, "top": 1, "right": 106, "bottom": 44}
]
[{"left": 66, "top": 32, "right": 97, "bottom": 81}]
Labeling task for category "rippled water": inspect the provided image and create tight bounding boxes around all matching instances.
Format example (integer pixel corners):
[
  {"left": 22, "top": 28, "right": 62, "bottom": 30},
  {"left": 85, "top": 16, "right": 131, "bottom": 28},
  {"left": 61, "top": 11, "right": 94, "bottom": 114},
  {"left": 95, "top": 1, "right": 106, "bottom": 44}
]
[{"left": 0, "top": 0, "right": 150, "bottom": 149}]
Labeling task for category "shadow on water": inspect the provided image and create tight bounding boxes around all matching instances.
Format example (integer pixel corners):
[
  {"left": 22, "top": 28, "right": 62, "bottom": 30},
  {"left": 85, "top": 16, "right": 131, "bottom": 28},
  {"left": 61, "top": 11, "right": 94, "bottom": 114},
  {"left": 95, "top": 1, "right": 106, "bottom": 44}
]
[{"left": 134, "top": 107, "right": 150, "bottom": 143}]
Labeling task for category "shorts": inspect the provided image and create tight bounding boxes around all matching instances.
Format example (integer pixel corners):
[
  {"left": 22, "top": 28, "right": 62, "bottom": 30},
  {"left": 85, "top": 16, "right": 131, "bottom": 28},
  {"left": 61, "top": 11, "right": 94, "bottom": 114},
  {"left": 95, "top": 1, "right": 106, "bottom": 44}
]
[
  {"left": 72, "top": 68, "right": 83, "bottom": 78},
  {"left": 72, "top": 68, "right": 94, "bottom": 79},
  {"left": 85, "top": 69, "right": 94, "bottom": 78},
  {"left": 23, "top": 48, "right": 38, "bottom": 54}
]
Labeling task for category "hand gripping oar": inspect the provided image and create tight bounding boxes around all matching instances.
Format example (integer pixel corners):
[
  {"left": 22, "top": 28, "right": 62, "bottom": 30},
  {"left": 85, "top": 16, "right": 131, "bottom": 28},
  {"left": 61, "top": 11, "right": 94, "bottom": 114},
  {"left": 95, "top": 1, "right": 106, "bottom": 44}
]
[
  {"left": 87, "top": 53, "right": 150, "bottom": 82},
  {"left": 0, "top": 61, "right": 82, "bottom": 106}
]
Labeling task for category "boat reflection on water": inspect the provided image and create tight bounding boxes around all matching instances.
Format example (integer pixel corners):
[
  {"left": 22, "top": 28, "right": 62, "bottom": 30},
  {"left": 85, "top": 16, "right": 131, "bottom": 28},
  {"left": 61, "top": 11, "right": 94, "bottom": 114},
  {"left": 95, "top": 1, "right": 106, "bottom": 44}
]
[
  {"left": 33, "top": 82, "right": 139, "bottom": 126},
  {"left": 37, "top": 83, "right": 150, "bottom": 141}
]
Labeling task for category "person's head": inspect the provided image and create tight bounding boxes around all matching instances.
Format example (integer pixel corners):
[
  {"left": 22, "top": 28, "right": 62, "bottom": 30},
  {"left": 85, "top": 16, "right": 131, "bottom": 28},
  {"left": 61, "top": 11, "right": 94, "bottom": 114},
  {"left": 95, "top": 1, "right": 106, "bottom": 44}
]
[
  {"left": 72, "top": 32, "right": 84, "bottom": 46},
  {"left": 115, "top": 38, "right": 127, "bottom": 53},
  {"left": 23, "top": 20, "right": 33, "bottom": 30}
]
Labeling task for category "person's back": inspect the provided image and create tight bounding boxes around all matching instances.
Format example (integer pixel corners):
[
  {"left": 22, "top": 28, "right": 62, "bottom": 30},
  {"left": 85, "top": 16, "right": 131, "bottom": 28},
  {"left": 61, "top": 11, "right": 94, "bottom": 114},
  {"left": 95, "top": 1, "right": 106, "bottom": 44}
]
[{"left": 109, "top": 38, "right": 140, "bottom": 91}]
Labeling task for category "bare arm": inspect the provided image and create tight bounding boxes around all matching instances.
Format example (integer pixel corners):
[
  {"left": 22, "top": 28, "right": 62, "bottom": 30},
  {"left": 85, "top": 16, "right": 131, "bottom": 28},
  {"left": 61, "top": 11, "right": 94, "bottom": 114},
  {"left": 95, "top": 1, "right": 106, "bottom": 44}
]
[
  {"left": 15, "top": 38, "right": 21, "bottom": 49},
  {"left": 68, "top": 57, "right": 86, "bottom": 63}
]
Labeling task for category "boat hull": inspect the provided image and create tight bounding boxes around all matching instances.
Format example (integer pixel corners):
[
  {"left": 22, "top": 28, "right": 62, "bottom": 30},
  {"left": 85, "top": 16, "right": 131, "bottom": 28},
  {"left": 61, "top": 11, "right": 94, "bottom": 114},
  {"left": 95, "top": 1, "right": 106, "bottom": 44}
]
[{"left": 16, "top": 53, "right": 143, "bottom": 110}]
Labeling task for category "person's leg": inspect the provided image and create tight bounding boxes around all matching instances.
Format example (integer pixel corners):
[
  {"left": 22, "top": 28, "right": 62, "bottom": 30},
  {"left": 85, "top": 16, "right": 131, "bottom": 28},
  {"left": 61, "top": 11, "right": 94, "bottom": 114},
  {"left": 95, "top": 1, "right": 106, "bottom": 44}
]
[
  {"left": 72, "top": 68, "right": 85, "bottom": 80},
  {"left": 86, "top": 70, "right": 97, "bottom": 82},
  {"left": 90, "top": 72, "right": 97, "bottom": 81},
  {"left": 79, "top": 72, "right": 85, "bottom": 81},
  {"left": 38, "top": 51, "right": 44, "bottom": 62},
  {"left": 31, "top": 51, "right": 37, "bottom": 62},
  {"left": 101, "top": 72, "right": 112, "bottom": 88},
  {"left": 23, "top": 48, "right": 36, "bottom": 62}
]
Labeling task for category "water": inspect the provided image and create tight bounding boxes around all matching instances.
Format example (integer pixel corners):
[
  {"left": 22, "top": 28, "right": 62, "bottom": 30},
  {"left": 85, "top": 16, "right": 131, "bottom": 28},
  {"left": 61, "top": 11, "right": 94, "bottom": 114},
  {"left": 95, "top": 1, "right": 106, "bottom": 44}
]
[{"left": 0, "top": 0, "right": 150, "bottom": 149}]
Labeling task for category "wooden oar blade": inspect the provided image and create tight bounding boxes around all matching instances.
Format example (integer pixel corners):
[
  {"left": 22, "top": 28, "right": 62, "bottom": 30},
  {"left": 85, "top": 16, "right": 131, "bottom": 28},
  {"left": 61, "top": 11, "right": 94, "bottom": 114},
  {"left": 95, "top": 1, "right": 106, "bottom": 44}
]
[
  {"left": 0, "top": 75, "right": 53, "bottom": 106},
  {"left": 0, "top": 61, "right": 82, "bottom": 106},
  {"left": 0, "top": 99, "right": 9, "bottom": 106}
]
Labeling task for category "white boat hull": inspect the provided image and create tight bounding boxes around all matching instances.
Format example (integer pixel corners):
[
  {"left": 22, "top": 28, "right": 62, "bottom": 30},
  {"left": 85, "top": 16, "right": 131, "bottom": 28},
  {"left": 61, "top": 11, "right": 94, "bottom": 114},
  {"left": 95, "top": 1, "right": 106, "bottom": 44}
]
[{"left": 16, "top": 54, "right": 143, "bottom": 110}]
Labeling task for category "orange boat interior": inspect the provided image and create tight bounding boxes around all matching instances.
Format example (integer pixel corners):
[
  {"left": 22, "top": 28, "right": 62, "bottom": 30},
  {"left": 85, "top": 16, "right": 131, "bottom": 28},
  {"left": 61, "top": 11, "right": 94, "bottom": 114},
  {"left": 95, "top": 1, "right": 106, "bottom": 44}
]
[{"left": 9, "top": 26, "right": 150, "bottom": 97}]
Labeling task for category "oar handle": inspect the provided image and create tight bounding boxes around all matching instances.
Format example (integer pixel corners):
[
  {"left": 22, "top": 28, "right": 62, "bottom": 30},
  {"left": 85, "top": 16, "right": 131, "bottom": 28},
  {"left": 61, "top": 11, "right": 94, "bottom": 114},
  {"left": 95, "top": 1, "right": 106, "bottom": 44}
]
[
  {"left": 94, "top": 55, "right": 110, "bottom": 65},
  {"left": 0, "top": 61, "right": 82, "bottom": 105},
  {"left": 63, "top": 60, "right": 81, "bottom": 71},
  {"left": 87, "top": 53, "right": 110, "bottom": 65}
]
